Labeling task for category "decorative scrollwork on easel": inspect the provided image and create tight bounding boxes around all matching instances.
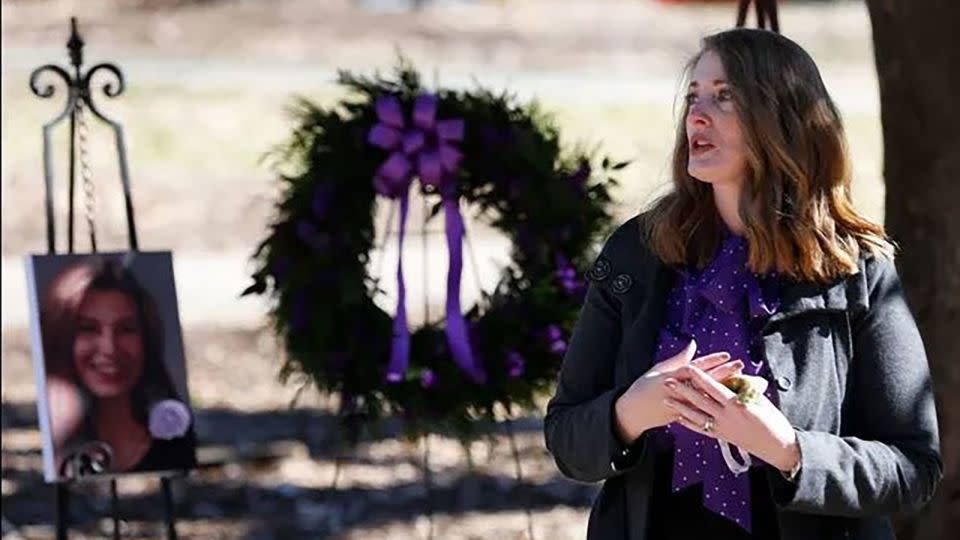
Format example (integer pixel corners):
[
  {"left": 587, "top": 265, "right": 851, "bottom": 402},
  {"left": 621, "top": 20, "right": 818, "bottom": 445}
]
[
  {"left": 58, "top": 441, "right": 114, "bottom": 481},
  {"left": 29, "top": 64, "right": 73, "bottom": 102},
  {"left": 29, "top": 17, "right": 139, "bottom": 255},
  {"left": 84, "top": 63, "right": 126, "bottom": 100}
]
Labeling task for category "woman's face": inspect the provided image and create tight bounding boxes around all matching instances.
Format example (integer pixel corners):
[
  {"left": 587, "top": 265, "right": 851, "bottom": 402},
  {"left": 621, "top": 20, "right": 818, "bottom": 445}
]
[
  {"left": 72, "top": 290, "right": 145, "bottom": 399},
  {"left": 685, "top": 50, "right": 748, "bottom": 188}
]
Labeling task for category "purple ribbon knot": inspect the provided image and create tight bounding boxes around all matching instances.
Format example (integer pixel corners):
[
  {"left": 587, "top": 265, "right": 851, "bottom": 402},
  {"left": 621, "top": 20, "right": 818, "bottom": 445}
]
[{"left": 367, "top": 93, "right": 485, "bottom": 384}]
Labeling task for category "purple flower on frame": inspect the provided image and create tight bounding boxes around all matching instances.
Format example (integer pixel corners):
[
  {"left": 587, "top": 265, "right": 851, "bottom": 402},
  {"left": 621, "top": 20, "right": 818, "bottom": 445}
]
[
  {"left": 554, "top": 254, "right": 583, "bottom": 296},
  {"left": 545, "top": 325, "right": 562, "bottom": 342},
  {"left": 506, "top": 351, "right": 525, "bottom": 378},
  {"left": 542, "top": 324, "right": 567, "bottom": 356},
  {"left": 148, "top": 399, "right": 192, "bottom": 440},
  {"left": 421, "top": 369, "right": 438, "bottom": 388}
]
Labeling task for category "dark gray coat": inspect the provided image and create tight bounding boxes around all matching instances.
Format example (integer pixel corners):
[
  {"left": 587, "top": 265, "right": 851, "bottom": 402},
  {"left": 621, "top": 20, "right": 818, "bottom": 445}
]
[{"left": 543, "top": 216, "right": 942, "bottom": 540}]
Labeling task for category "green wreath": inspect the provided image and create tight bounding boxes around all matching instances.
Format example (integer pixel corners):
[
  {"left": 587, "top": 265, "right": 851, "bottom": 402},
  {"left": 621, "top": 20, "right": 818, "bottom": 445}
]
[{"left": 243, "top": 63, "right": 626, "bottom": 441}]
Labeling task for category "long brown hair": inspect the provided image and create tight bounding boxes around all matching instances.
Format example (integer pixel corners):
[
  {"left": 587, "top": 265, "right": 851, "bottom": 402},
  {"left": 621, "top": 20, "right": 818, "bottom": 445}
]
[{"left": 643, "top": 28, "right": 894, "bottom": 284}]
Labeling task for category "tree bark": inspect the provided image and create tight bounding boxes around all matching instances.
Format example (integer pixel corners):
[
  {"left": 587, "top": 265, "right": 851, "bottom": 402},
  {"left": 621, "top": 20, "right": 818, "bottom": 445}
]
[{"left": 863, "top": 1, "right": 960, "bottom": 539}]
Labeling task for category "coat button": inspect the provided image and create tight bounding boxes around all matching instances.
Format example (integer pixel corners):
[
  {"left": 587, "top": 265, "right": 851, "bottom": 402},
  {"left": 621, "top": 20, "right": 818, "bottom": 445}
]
[
  {"left": 587, "top": 257, "right": 612, "bottom": 282},
  {"left": 611, "top": 273, "right": 633, "bottom": 294},
  {"left": 776, "top": 376, "right": 792, "bottom": 391}
]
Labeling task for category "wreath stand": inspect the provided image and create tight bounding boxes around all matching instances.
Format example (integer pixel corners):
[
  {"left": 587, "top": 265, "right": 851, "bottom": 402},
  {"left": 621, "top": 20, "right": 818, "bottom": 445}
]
[
  {"left": 29, "top": 17, "right": 183, "bottom": 540},
  {"left": 322, "top": 188, "right": 538, "bottom": 540}
]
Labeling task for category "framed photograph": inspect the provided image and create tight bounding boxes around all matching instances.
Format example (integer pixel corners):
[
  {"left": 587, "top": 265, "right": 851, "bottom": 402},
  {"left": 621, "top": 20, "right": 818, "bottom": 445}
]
[{"left": 24, "top": 251, "right": 197, "bottom": 482}]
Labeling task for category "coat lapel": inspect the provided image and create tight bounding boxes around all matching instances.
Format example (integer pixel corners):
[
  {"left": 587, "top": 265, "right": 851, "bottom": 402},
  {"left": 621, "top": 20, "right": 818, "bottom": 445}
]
[
  {"left": 760, "top": 267, "right": 869, "bottom": 430},
  {"left": 620, "top": 253, "right": 675, "bottom": 383},
  {"left": 766, "top": 280, "right": 847, "bottom": 323}
]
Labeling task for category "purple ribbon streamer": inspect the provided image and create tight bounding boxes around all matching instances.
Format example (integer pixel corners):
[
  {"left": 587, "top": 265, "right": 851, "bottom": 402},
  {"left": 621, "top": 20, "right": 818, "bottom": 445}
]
[
  {"left": 370, "top": 94, "right": 483, "bottom": 384},
  {"left": 385, "top": 192, "right": 411, "bottom": 382},
  {"left": 443, "top": 196, "right": 485, "bottom": 383}
]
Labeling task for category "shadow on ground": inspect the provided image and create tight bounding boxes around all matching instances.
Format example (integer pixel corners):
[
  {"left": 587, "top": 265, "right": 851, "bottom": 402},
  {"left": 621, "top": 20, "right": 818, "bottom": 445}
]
[{"left": 2, "top": 400, "right": 595, "bottom": 539}]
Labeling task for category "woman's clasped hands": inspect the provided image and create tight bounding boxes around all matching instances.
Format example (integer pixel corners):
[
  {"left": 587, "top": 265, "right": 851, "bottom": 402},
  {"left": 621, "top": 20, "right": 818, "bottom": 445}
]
[
  {"left": 663, "top": 355, "right": 800, "bottom": 472},
  {"left": 613, "top": 339, "right": 742, "bottom": 443},
  {"left": 614, "top": 339, "right": 800, "bottom": 473}
]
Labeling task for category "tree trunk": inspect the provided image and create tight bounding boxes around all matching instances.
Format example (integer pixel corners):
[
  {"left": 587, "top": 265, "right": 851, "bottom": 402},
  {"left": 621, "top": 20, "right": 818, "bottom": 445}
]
[{"left": 864, "top": 1, "right": 960, "bottom": 539}]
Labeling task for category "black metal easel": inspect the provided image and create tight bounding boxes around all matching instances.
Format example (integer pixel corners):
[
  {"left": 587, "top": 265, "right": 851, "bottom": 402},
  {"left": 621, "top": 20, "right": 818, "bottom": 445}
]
[
  {"left": 29, "top": 17, "right": 179, "bottom": 540},
  {"left": 736, "top": 0, "right": 781, "bottom": 32}
]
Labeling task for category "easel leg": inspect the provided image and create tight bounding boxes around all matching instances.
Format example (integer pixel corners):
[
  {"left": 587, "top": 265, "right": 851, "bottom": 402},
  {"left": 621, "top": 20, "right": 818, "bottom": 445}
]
[
  {"left": 421, "top": 435, "right": 434, "bottom": 540},
  {"left": 505, "top": 416, "right": 535, "bottom": 540},
  {"left": 161, "top": 477, "right": 178, "bottom": 540},
  {"left": 55, "top": 483, "right": 69, "bottom": 540},
  {"left": 110, "top": 479, "right": 120, "bottom": 540}
]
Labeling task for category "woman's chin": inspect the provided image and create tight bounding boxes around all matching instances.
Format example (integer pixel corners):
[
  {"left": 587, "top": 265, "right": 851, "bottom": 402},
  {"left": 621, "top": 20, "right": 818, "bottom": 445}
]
[
  {"left": 688, "top": 166, "right": 740, "bottom": 187},
  {"left": 84, "top": 382, "right": 131, "bottom": 400},
  {"left": 688, "top": 168, "right": 719, "bottom": 184}
]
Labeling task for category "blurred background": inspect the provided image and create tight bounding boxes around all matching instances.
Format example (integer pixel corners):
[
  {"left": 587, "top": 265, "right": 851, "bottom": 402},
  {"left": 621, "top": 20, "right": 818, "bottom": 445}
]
[{"left": 0, "top": 0, "right": 939, "bottom": 539}]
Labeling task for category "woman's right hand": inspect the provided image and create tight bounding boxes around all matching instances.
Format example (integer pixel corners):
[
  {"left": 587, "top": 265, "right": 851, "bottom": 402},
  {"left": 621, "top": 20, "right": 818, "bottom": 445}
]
[
  {"left": 613, "top": 339, "right": 743, "bottom": 444},
  {"left": 47, "top": 375, "right": 85, "bottom": 449}
]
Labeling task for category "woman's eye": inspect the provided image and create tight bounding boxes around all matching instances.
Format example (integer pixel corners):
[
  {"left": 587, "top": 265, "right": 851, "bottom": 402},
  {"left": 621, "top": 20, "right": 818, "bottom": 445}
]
[
  {"left": 717, "top": 89, "right": 733, "bottom": 102},
  {"left": 76, "top": 323, "right": 97, "bottom": 334},
  {"left": 684, "top": 92, "right": 697, "bottom": 105},
  {"left": 117, "top": 321, "right": 141, "bottom": 335}
]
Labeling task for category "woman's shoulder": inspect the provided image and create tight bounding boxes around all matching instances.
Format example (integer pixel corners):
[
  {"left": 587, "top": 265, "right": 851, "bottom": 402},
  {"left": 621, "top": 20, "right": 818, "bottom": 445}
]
[
  {"left": 586, "top": 213, "right": 664, "bottom": 292},
  {"left": 822, "top": 248, "right": 899, "bottom": 319},
  {"left": 597, "top": 212, "right": 657, "bottom": 264},
  {"left": 854, "top": 249, "right": 903, "bottom": 308}
]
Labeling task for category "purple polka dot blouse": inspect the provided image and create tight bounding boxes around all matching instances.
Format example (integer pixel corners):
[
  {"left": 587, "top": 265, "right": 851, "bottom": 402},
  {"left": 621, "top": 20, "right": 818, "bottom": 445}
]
[{"left": 647, "top": 226, "right": 782, "bottom": 533}]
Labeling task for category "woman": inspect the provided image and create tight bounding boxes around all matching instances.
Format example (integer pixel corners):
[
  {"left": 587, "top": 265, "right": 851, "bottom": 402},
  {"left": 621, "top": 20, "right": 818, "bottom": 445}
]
[
  {"left": 41, "top": 257, "right": 196, "bottom": 480},
  {"left": 544, "top": 28, "right": 941, "bottom": 539}
]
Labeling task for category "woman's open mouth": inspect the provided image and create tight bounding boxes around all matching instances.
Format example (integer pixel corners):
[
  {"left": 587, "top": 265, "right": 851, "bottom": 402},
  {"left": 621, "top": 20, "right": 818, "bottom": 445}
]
[{"left": 690, "top": 139, "right": 716, "bottom": 157}]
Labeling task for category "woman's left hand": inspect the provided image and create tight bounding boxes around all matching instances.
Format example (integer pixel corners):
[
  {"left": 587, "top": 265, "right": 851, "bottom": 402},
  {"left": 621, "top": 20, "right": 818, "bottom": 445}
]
[{"left": 663, "top": 365, "right": 800, "bottom": 472}]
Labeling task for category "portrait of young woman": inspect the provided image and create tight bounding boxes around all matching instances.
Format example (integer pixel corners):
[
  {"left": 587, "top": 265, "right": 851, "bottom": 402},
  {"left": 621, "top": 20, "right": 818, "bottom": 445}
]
[
  {"left": 544, "top": 28, "right": 942, "bottom": 540},
  {"left": 35, "top": 255, "right": 197, "bottom": 481}
]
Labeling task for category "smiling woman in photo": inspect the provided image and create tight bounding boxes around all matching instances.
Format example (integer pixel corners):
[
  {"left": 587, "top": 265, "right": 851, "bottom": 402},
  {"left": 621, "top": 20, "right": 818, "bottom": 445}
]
[{"left": 40, "top": 257, "right": 196, "bottom": 479}]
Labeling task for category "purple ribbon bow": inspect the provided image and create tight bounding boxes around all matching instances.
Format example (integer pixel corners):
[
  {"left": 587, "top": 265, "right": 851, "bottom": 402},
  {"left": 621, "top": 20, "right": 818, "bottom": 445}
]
[{"left": 367, "top": 93, "right": 485, "bottom": 384}]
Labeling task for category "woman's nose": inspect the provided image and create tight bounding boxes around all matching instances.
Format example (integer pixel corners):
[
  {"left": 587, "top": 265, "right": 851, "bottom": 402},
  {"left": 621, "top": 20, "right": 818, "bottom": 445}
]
[
  {"left": 688, "top": 102, "right": 712, "bottom": 126},
  {"left": 96, "top": 329, "right": 116, "bottom": 353}
]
